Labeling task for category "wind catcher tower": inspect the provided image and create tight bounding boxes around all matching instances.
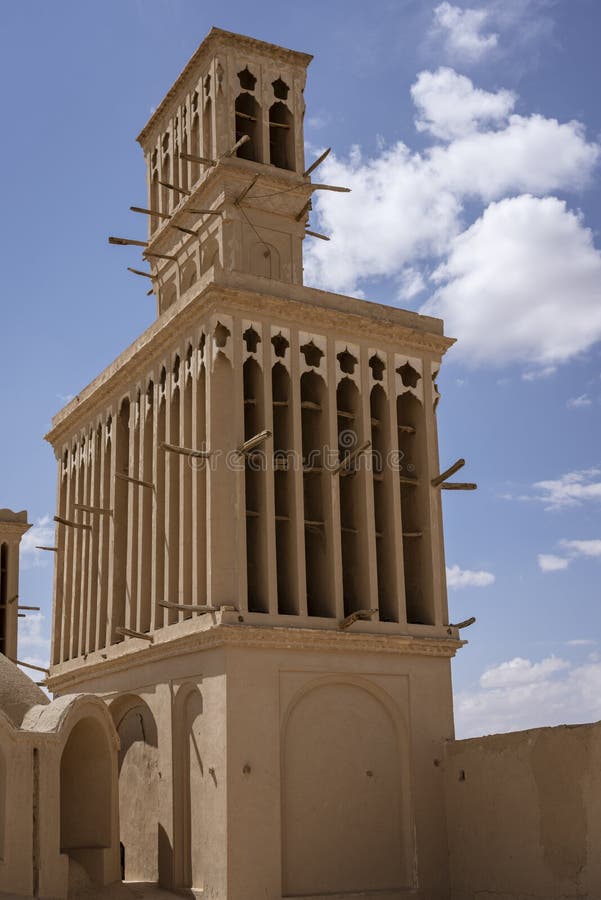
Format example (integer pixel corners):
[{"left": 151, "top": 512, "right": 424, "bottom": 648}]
[{"left": 45, "top": 28, "right": 470, "bottom": 900}]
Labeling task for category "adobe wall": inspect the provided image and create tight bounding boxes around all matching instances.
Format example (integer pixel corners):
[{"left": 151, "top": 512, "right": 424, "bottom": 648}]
[{"left": 444, "top": 721, "right": 601, "bottom": 899}]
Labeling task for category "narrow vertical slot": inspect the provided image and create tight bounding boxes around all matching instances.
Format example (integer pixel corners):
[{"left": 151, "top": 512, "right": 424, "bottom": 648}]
[
  {"left": 244, "top": 358, "right": 268, "bottom": 612},
  {"left": 70, "top": 450, "right": 84, "bottom": 658},
  {"left": 300, "top": 372, "right": 333, "bottom": 617},
  {"left": 113, "top": 399, "right": 130, "bottom": 642},
  {"left": 272, "top": 363, "right": 297, "bottom": 614},
  {"left": 97, "top": 429, "right": 112, "bottom": 649},
  {"left": 87, "top": 428, "right": 101, "bottom": 652},
  {"left": 0, "top": 543, "right": 7, "bottom": 656},
  {"left": 195, "top": 360, "right": 207, "bottom": 608},
  {"left": 167, "top": 385, "right": 180, "bottom": 625},
  {"left": 154, "top": 392, "right": 166, "bottom": 629},
  {"left": 397, "top": 392, "right": 434, "bottom": 625},
  {"left": 126, "top": 407, "right": 140, "bottom": 633},
  {"left": 337, "top": 378, "right": 364, "bottom": 617},
  {"left": 52, "top": 466, "right": 67, "bottom": 664},
  {"left": 181, "top": 371, "right": 193, "bottom": 619},
  {"left": 61, "top": 451, "right": 74, "bottom": 661},
  {"left": 371, "top": 386, "right": 398, "bottom": 622},
  {"left": 139, "top": 384, "right": 154, "bottom": 634}
]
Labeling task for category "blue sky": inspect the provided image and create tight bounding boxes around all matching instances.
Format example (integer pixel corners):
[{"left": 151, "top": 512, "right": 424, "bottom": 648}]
[{"left": 1, "top": 0, "right": 599, "bottom": 737}]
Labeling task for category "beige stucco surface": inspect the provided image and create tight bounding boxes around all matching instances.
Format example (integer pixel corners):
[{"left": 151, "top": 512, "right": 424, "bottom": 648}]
[{"left": 445, "top": 721, "right": 601, "bottom": 899}]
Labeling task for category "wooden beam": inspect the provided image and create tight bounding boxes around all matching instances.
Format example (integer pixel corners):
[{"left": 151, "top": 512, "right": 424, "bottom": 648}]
[
  {"left": 130, "top": 205, "right": 172, "bottom": 220},
  {"left": 188, "top": 208, "right": 222, "bottom": 217},
  {"left": 159, "top": 441, "right": 212, "bottom": 460},
  {"left": 310, "top": 183, "right": 351, "bottom": 193},
  {"left": 115, "top": 626, "right": 153, "bottom": 642},
  {"left": 36, "top": 545, "right": 58, "bottom": 552},
  {"left": 54, "top": 514, "right": 92, "bottom": 532},
  {"left": 73, "top": 502, "right": 113, "bottom": 516},
  {"left": 179, "top": 151, "right": 217, "bottom": 167},
  {"left": 332, "top": 440, "right": 371, "bottom": 476},
  {"left": 10, "top": 658, "right": 49, "bottom": 675},
  {"left": 158, "top": 179, "right": 191, "bottom": 197},
  {"left": 127, "top": 267, "right": 154, "bottom": 279},
  {"left": 159, "top": 601, "right": 221, "bottom": 613},
  {"left": 108, "top": 236, "right": 148, "bottom": 247},
  {"left": 449, "top": 616, "right": 476, "bottom": 629},
  {"left": 115, "top": 472, "right": 154, "bottom": 489},
  {"left": 338, "top": 608, "right": 378, "bottom": 630},
  {"left": 305, "top": 229, "right": 330, "bottom": 241},
  {"left": 235, "top": 174, "right": 260, "bottom": 206},
  {"left": 295, "top": 199, "right": 312, "bottom": 222},
  {"left": 432, "top": 458, "right": 466, "bottom": 487},
  {"left": 170, "top": 225, "right": 196, "bottom": 236},
  {"left": 441, "top": 482, "right": 477, "bottom": 491},
  {"left": 143, "top": 251, "right": 177, "bottom": 261},
  {"left": 236, "top": 429, "right": 271, "bottom": 455},
  {"left": 223, "top": 134, "right": 250, "bottom": 158},
  {"left": 303, "top": 147, "right": 331, "bottom": 178}
]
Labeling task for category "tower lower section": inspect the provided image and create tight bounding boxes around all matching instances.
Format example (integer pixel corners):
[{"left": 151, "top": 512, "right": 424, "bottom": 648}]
[{"left": 48, "top": 622, "right": 460, "bottom": 900}]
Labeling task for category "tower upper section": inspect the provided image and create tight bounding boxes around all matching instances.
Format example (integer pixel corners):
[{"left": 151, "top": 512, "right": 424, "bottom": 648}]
[
  {"left": 0, "top": 509, "right": 31, "bottom": 661},
  {"left": 135, "top": 29, "right": 314, "bottom": 313}
]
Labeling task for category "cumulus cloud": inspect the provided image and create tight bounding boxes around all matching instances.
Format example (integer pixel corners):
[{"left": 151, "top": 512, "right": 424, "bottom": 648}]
[
  {"left": 19, "top": 613, "right": 51, "bottom": 654},
  {"left": 531, "top": 468, "right": 601, "bottom": 510},
  {"left": 411, "top": 67, "right": 515, "bottom": 140},
  {"left": 537, "top": 553, "right": 570, "bottom": 572},
  {"left": 423, "top": 196, "right": 601, "bottom": 367},
  {"left": 446, "top": 564, "right": 495, "bottom": 588},
  {"left": 20, "top": 515, "right": 56, "bottom": 569},
  {"left": 455, "top": 655, "right": 601, "bottom": 737},
  {"left": 432, "top": 2, "right": 498, "bottom": 62},
  {"left": 567, "top": 394, "right": 592, "bottom": 408},
  {"left": 305, "top": 71, "right": 600, "bottom": 368},
  {"left": 559, "top": 539, "right": 601, "bottom": 558}
]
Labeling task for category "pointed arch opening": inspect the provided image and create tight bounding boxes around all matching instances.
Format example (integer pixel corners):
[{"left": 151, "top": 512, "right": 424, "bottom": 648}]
[
  {"left": 269, "top": 102, "right": 295, "bottom": 170},
  {"left": 235, "top": 93, "right": 262, "bottom": 163}
]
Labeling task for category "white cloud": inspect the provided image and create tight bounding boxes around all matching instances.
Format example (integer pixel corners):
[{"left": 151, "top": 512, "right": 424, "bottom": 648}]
[
  {"left": 567, "top": 639, "right": 598, "bottom": 647},
  {"left": 446, "top": 564, "right": 495, "bottom": 588},
  {"left": 560, "top": 539, "right": 601, "bottom": 559},
  {"left": 531, "top": 468, "right": 601, "bottom": 510},
  {"left": 522, "top": 366, "right": 557, "bottom": 381},
  {"left": 480, "top": 655, "right": 569, "bottom": 689},
  {"left": 423, "top": 196, "right": 601, "bottom": 367},
  {"left": 411, "top": 67, "right": 515, "bottom": 140},
  {"left": 432, "top": 2, "right": 498, "bottom": 62},
  {"left": 396, "top": 266, "right": 426, "bottom": 300},
  {"left": 537, "top": 553, "right": 570, "bottom": 572},
  {"left": 455, "top": 656, "right": 601, "bottom": 738},
  {"left": 19, "top": 613, "right": 51, "bottom": 655},
  {"left": 567, "top": 393, "right": 592, "bottom": 408},
  {"left": 20, "top": 515, "right": 56, "bottom": 569}
]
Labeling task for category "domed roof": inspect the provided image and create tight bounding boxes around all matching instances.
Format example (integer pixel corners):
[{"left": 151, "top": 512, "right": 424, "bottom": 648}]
[{"left": 0, "top": 653, "right": 48, "bottom": 727}]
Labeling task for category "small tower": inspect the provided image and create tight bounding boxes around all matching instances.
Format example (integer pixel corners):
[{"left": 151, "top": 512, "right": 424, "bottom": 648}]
[
  {"left": 0, "top": 509, "right": 31, "bottom": 660},
  {"left": 46, "top": 28, "right": 466, "bottom": 900},
  {"left": 136, "top": 28, "right": 313, "bottom": 314}
]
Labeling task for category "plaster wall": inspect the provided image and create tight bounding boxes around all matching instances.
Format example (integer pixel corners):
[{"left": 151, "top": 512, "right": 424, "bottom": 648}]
[{"left": 444, "top": 721, "right": 601, "bottom": 899}]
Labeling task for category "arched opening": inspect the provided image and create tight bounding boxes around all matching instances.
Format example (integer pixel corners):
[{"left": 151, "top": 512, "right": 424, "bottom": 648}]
[
  {"left": 201, "top": 236, "right": 219, "bottom": 273},
  {"left": 173, "top": 687, "right": 205, "bottom": 890},
  {"left": 202, "top": 99, "right": 213, "bottom": 161},
  {"left": 269, "top": 102, "right": 294, "bottom": 170},
  {"left": 161, "top": 153, "right": 171, "bottom": 214},
  {"left": 113, "top": 399, "right": 130, "bottom": 643},
  {"left": 190, "top": 114, "right": 200, "bottom": 184},
  {"left": 337, "top": 378, "right": 366, "bottom": 616},
  {"left": 243, "top": 358, "right": 268, "bottom": 612},
  {"left": 60, "top": 717, "right": 112, "bottom": 879},
  {"left": 272, "top": 363, "right": 297, "bottom": 614},
  {"left": 371, "top": 385, "right": 398, "bottom": 622},
  {"left": 0, "top": 543, "right": 7, "bottom": 655},
  {"left": 235, "top": 93, "right": 262, "bottom": 163},
  {"left": 111, "top": 697, "right": 159, "bottom": 883},
  {"left": 181, "top": 259, "right": 197, "bottom": 292},
  {"left": 150, "top": 170, "right": 159, "bottom": 234}
]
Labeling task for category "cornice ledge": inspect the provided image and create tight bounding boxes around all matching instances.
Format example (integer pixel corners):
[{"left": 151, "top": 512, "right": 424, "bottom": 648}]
[{"left": 47, "top": 624, "right": 464, "bottom": 692}]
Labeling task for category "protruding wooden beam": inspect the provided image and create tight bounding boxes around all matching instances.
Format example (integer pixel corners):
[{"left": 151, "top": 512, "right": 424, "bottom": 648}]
[
  {"left": 305, "top": 229, "right": 330, "bottom": 241},
  {"left": 295, "top": 199, "right": 312, "bottom": 222},
  {"left": 235, "top": 174, "right": 260, "bottom": 206},
  {"left": 74, "top": 503, "right": 113, "bottom": 516},
  {"left": 236, "top": 429, "right": 272, "bottom": 455},
  {"left": 303, "top": 147, "right": 331, "bottom": 178},
  {"left": 310, "top": 183, "right": 351, "bottom": 193},
  {"left": 338, "top": 608, "right": 378, "bottom": 630},
  {"left": 179, "top": 151, "right": 217, "bottom": 167},
  {"left": 36, "top": 545, "right": 58, "bottom": 552},
  {"left": 130, "top": 206, "right": 172, "bottom": 220},
  {"left": 223, "top": 134, "right": 250, "bottom": 158},
  {"left": 10, "top": 658, "right": 49, "bottom": 675},
  {"left": 449, "top": 616, "right": 476, "bottom": 629},
  {"left": 432, "top": 458, "right": 466, "bottom": 487},
  {"left": 159, "top": 601, "right": 221, "bottom": 613},
  {"left": 18, "top": 605, "right": 41, "bottom": 611},
  {"left": 128, "top": 267, "right": 154, "bottom": 279},
  {"left": 332, "top": 440, "right": 371, "bottom": 476},
  {"left": 143, "top": 251, "right": 178, "bottom": 261},
  {"left": 170, "top": 225, "right": 196, "bottom": 236},
  {"left": 159, "top": 441, "right": 212, "bottom": 460},
  {"left": 188, "top": 208, "right": 223, "bottom": 217},
  {"left": 108, "top": 236, "right": 148, "bottom": 247},
  {"left": 115, "top": 626, "right": 154, "bottom": 642},
  {"left": 158, "top": 179, "right": 191, "bottom": 197},
  {"left": 54, "top": 515, "right": 92, "bottom": 532},
  {"left": 115, "top": 472, "right": 154, "bottom": 490},
  {"left": 441, "top": 482, "right": 478, "bottom": 491}
]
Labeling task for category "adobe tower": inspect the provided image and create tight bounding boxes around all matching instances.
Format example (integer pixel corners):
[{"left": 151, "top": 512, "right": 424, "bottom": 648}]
[{"left": 46, "top": 28, "right": 465, "bottom": 900}]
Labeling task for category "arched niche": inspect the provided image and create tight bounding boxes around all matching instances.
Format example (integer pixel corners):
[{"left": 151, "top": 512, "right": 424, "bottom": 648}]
[
  {"left": 110, "top": 695, "right": 160, "bottom": 883},
  {"left": 269, "top": 102, "right": 295, "bottom": 170},
  {"left": 181, "top": 259, "right": 198, "bottom": 293},
  {"left": 201, "top": 236, "right": 219, "bottom": 273},
  {"left": 282, "top": 679, "right": 409, "bottom": 896},
  {"left": 249, "top": 242, "right": 280, "bottom": 280},
  {"left": 60, "top": 716, "right": 113, "bottom": 876},
  {"left": 235, "top": 93, "right": 262, "bottom": 162},
  {"left": 173, "top": 686, "right": 205, "bottom": 890}
]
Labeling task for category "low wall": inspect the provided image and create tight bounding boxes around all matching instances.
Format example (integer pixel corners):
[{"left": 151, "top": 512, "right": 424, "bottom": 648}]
[{"left": 444, "top": 721, "right": 601, "bottom": 899}]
